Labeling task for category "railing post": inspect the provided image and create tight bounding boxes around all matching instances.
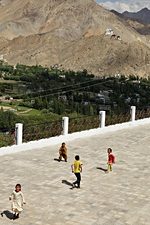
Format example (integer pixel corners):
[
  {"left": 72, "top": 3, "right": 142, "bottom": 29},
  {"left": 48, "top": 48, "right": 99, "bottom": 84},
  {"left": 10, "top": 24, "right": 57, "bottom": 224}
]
[
  {"left": 15, "top": 123, "right": 23, "bottom": 145},
  {"left": 130, "top": 106, "right": 136, "bottom": 122},
  {"left": 62, "top": 117, "right": 69, "bottom": 135},
  {"left": 99, "top": 111, "right": 106, "bottom": 128}
]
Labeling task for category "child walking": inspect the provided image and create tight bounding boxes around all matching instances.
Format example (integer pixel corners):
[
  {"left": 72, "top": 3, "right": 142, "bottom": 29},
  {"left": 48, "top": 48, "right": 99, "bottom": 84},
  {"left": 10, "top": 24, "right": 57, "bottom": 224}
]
[
  {"left": 107, "top": 148, "right": 115, "bottom": 172},
  {"left": 71, "top": 155, "right": 82, "bottom": 188},
  {"left": 59, "top": 142, "right": 67, "bottom": 162},
  {"left": 9, "top": 184, "right": 26, "bottom": 219}
]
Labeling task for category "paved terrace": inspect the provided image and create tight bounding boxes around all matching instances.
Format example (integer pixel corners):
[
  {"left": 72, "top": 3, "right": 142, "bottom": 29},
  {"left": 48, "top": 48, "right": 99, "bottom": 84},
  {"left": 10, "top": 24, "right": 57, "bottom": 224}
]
[{"left": 0, "top": 123, "right": 150, "bottom": 225}]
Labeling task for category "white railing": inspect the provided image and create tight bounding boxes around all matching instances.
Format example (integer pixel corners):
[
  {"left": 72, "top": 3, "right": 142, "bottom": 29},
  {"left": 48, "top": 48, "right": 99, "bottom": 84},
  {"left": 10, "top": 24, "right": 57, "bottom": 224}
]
[
  {"left": 15, "top": 106, "right": 137, "bottom": 145},
  {"left": 0, "top": 106, "right": 150, "bottom": 156}
]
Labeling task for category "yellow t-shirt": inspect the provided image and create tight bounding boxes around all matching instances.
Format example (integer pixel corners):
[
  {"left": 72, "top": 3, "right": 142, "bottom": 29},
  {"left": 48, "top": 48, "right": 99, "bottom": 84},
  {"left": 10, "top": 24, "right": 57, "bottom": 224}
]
[{"left": 73, "top": 160, "right": 82, "bottom": 173}]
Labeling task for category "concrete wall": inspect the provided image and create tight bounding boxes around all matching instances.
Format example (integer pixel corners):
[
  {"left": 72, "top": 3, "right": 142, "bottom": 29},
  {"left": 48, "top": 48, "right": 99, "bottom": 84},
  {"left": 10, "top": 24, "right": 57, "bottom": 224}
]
[{"left": 0, "top": 118, "right": 150, "bottom": 156}]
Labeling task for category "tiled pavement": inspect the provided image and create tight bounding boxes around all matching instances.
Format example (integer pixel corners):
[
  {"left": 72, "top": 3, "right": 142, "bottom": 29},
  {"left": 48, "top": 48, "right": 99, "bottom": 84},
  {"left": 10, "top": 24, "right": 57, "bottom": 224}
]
[{"left": 0, "top": 123, "right": 150, "bottom": 225}]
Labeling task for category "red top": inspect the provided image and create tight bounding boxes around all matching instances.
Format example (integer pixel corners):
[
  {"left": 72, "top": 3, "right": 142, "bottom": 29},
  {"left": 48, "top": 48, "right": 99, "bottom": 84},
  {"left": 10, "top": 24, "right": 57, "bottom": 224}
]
[{"left": 108, "top": 153, "right": 115, "bottom": 164}]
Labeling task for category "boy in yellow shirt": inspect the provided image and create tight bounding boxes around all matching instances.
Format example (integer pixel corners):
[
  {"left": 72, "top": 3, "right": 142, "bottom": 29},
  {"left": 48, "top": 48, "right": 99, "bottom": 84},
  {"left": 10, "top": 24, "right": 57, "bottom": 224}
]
[{"left": 71, "top": 155, "right": 82, "bottom": 188}]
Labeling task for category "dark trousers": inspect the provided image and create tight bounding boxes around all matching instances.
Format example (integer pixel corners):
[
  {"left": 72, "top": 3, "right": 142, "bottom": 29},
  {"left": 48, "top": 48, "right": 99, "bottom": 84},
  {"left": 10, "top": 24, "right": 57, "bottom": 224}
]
[{"left": 73, "top": 173, "right": 81, "bottom": 188}]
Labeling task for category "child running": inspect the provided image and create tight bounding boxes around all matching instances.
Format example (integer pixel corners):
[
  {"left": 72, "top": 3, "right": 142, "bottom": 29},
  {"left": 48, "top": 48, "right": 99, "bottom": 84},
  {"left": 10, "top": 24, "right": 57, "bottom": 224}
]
[
  {"left": 71, "top": 155, "right": 83, "bottom": 188},
  {"left": 9, "top": 184, "right": 26, "bottom": 219},
  {"left": 107, "top": 148, "right": 115, "bottom": 172}
]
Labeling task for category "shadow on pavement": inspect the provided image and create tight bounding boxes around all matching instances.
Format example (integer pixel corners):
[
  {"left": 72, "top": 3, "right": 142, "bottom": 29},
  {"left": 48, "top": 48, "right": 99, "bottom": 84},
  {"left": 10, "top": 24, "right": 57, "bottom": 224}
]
[
  {"left": 54, "top": 158, "right": 66, "bottom": 162},
  {"left": 62, "top": 180, "right": 73, "bottom": 187},
  {"left": 1, "top": 210, "right": 14, "bottom": 220},
  {"left": 54, "top": 158, "right": 60, "bottom": 162},
  {"left": 96, "top": 167, "right": 108, "bottom": 172}
]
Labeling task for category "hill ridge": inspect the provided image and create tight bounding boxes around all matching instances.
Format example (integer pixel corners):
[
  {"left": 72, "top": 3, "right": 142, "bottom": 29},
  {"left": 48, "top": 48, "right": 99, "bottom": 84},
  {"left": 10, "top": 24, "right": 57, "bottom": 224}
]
[{"left": 0, "top": 0, "right": 149, "bottom": 77}]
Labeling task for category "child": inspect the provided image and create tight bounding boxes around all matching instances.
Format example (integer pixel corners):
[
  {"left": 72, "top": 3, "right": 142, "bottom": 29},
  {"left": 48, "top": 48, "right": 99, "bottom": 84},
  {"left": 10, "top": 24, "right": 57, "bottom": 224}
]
[
  {"left": 59, "top": 142, "right": 67, "bottom": 162},
  {"left": 107, "top": 148, "right": 115, "bottom": 172},
  {"left": 9, "top": 184, "right": 26, "bottom": 219},
  {"left": 71, "top": 155, "right": 82, "bottom": 188}
]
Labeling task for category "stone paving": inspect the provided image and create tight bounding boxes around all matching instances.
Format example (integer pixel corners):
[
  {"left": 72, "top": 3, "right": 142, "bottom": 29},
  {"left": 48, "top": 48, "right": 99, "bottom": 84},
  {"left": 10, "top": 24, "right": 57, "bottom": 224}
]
[{"left": 0, "top": 123, "right": 150, "bottom": 225}]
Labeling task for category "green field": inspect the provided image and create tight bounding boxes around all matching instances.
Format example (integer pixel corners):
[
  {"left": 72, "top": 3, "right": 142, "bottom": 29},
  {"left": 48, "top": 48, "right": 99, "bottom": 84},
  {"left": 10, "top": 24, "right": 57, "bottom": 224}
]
[
  {"left": 0, "top": 102, "right": 41, "bottom": 115},
  {"left": 0, "top": 79, "right": 18, "bottom": 84}
]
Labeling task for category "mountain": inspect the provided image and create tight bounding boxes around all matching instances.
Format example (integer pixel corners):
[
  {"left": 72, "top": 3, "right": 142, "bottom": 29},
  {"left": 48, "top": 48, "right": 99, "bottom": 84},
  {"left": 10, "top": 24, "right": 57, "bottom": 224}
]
[
  {"left": 123, "top": 8, "right": 150, "bottom": 25},
  {"left": 0, "top": 0, "right": 150, "bottom": 77},
  {"left": 111, "top": 9, "right": 150, "bottom": 35}
]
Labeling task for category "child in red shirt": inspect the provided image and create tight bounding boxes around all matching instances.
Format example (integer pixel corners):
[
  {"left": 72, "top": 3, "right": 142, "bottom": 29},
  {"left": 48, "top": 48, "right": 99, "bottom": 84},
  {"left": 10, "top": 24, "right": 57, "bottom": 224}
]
[{"left": 107, "top": 148, "right": 115, "bottom": 172}]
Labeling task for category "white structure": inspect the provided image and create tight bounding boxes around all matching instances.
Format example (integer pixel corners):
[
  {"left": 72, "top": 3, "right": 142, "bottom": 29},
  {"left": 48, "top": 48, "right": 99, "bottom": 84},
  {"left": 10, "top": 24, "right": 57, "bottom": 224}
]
[
  {"left": 0, "top": 55, "right": 4, "bottom": 60},
  {"left": 13, "top": 64, "right": 17, "bottom": 70},
  {"left": 130, "top": 106, "right": 136, "bottom": 122},
  {"left": 0, "top": 116, "right": 150, "bottom": 155},
  {"left": 105, "top": 28, "right": 114, "bottom": 36},
  {"left": 0, "top": 54, "right": 7, "bottom": 62},
  {"left": 99, "top": 111, "right": 106, "bottom": 128},
  {"left": 62, "top": 117, "right": 69, "bottom": 135},
  {"left": 1, "top": 105, "right": 148, "bottom": 155},
  {"left": 15, "top": 123, "right": 23, "bottom": 145},
  {"left": 11, "top": 106, "right": 137, "bottom": 145}
]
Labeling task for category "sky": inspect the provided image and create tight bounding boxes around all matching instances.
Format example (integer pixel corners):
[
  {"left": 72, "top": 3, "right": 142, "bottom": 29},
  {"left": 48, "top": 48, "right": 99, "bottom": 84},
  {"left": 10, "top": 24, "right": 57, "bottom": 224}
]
[{"left": 96, "top": 0, "right": 150, "bottom": 12}]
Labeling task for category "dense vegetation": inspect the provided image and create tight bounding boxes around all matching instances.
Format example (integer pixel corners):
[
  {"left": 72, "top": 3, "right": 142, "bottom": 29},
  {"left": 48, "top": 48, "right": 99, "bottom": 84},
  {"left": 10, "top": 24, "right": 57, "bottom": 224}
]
[{"left": 0, "top": 61, "right": 150, "bottom": 146}]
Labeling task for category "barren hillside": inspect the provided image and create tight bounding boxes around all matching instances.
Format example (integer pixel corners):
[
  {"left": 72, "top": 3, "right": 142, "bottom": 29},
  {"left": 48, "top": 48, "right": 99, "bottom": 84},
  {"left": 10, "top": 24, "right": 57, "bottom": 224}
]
[{"left": 0, "top": 0, "right": 149, "bottom": 76}]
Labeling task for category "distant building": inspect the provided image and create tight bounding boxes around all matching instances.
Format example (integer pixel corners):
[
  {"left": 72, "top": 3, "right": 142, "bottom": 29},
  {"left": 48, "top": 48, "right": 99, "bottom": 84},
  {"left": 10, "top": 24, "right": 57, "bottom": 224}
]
[
  {"left": 131, "top": 80, "right": 141, "bottom": 84},
  {"left": 13, "top": 65, "right": 17, "bottom": 70},
  {"left": 105, "top": 28, "right": 114, "bottom": 36},
  {"left": 125, "top": 97, "right": 131, "bottom": 103},
  {"left": 58, "top": 95, "right": 67, "bottom": 102},
  {"left": 0, "top": 55, "right": 4, "bottom": 60},
  {"left": 0, "top": 54, "right": 7, "bottom": 62},
  {"left": 105, "top": 29, "right": 121, "bottom": 41},
  {"left": 59, "top": 75, "right": 66, "bottom": 79}
]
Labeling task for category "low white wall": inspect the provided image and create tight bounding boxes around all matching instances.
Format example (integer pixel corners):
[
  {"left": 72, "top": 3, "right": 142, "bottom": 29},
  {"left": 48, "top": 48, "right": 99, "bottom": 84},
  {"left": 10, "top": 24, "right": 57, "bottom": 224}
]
[{"left": 0, "top": 118, "right": 150, "bottom": 156}]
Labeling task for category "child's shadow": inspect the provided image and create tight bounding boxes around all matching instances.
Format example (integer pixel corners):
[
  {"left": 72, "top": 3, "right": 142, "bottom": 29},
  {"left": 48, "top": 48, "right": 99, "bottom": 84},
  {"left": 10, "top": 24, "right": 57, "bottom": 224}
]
[
  {"left": 96, "top": 167, "right": 107, "bottom": 173},
  {"left": 62, "top": 180, "right": 75, "bottom": 190},
  {"left": 62, "top": 180, "right": 73, "bottom": 187},
  {"left": 54, "top": 158, "right": 66, "bottom": 162},
  {"left": 1, "top": 210, "right": 14, "bottom": 220},
  {"left": 54, "top": 158, "right": 60, "bottom": 162}
]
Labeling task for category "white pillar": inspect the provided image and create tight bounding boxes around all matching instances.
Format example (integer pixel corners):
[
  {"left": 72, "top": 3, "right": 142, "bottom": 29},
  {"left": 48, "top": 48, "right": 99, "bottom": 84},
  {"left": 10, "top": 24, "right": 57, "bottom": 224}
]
[
  {"left": 99, "top": 111, "right": 106, "bottom": 128},
  {"left": 62, "top": 117, "right": 69, "bottom": 135},
  {"left": 15, "top": 123, "right": 23, "bottom": 145},
  {"left": 130, "top": 106, "right": 136, "bottom": 122}
]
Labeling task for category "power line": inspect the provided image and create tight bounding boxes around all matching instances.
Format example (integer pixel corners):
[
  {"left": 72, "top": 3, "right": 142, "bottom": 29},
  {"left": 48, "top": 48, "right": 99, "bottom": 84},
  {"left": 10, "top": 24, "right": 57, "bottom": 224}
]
[
  {"left": 12, "top": 79, "right": 100, "bottom": 99},
  {"left": 13, "top": 78, "right": 108, "bottom": 99},
  {"left": 22, "top": 79, "right": 111, "bottom": 100},
  {"left": 26, "top": 79, "right": 97, "bottom": 94}
]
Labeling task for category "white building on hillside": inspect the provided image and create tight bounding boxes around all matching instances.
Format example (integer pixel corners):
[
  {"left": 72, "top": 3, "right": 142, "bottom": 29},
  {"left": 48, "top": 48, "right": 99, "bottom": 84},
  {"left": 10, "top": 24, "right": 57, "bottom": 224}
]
[{"left": 105, "top": 28, "right": 114, "bottom": 36}]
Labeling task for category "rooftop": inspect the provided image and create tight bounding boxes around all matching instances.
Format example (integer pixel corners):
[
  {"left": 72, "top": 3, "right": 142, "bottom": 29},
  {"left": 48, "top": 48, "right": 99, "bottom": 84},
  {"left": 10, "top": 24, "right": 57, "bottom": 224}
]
[{"left": 0, "top": 122, "right": 150, "bottom": 225}]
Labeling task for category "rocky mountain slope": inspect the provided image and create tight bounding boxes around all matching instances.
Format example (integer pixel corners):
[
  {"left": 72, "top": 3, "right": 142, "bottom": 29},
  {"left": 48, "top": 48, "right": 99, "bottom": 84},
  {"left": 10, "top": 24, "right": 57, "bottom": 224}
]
[
  {"left": 111, "top": 8, "right": 150, "bottom": 36},
  {"left": 0, "top": 0, "right": 149, "bottom": 77},
  {"left": 123, "top": 8, "right": 150, "bottom": 25}
]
